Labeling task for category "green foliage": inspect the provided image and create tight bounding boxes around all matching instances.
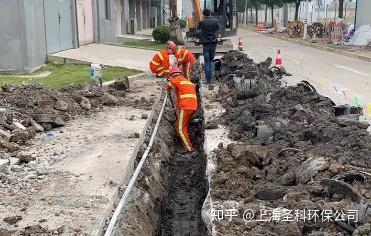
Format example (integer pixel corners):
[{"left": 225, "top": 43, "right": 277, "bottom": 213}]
[
  {"left": 152, "top": 26, "right": 171, "bottom": 43},
  {"left": 179, "top": 19, "right": 187, "bottom": 29},
  {"left": 0, "top": 63, "right": 140, "bottom": 90},
  {"left": 236, "top": 0, "right": 263, "bottom": 11}
]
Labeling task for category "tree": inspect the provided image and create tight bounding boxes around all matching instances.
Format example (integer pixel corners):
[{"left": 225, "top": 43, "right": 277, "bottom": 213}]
[
  {"left": 251, "top": 0, "right": 261, "bottom": 25},
  {"left": 262, "top": 0, "right": 284, "bottom": 26},
  {"left": 338, "top": 0, "right": 344, "bottom": 19},
  {"left": 284, "top": 0, "right": 311, "bottom": 21},
  {"left": 236, "top": 0, "right": 254, "bottom": 24},
  {"left": 168, "top": 0, "right": 184, "bottom": 44}
]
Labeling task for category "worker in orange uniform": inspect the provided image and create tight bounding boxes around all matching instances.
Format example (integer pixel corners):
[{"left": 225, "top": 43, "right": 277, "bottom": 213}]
[
  {"left": 166, "top": 66, "right": 198, "bottom": 152},
  {"left": 176, "top": 47, "right": 196, "bottom": 80},
  {"left": 149, "top": 41, "right": 177, "bottom": 77}
]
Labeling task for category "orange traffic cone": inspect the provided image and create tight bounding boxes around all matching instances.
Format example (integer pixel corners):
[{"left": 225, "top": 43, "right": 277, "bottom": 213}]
[
  {"left": 275, "top": 49, "right": 282, "bottom": 66},
  {"left": 238, "top": 37, "right": 243, "bottom": 51}
]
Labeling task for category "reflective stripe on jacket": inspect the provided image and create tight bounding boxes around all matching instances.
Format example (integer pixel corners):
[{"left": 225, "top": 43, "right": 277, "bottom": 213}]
[
  {"left": 176, "top": 48, "right": 196, "bottom": 66},
  {"left": 166, "top": 75, "right": 198, "bottom": 110},
  {"left": 149, "top": 50, "right": 170, "bottom": 76}
]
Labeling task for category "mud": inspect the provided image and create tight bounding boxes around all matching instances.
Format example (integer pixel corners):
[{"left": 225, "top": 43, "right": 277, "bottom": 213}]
[
  {"left": 207, "top": 51, "right": 371, "bottom": 235},
  {"left": 111, "top": 75, "right": 208, "bottom": 235}
]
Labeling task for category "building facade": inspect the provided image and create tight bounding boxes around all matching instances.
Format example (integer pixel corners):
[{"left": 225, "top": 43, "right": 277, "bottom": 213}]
[
  {"left": 0, "top": 0, "right": 167, "bottom": 72},
  {"left": 355, "top": 0, "right": 371, "bottom": 30}
]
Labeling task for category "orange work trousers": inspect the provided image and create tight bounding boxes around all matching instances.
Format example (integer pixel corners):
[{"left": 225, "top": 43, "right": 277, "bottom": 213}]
[{"left": 176, "top": 109, "right": 195, "bottom": 151}]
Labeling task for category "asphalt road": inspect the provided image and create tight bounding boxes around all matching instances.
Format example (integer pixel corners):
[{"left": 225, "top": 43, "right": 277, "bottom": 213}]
[{"left": 235, "top": 29, "right": 371, "bottom": 125}]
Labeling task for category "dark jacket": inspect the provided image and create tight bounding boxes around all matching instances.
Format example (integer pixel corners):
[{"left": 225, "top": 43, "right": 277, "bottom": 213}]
[{"left": 197, "top": 17, "right": 219, "bottom": 45}]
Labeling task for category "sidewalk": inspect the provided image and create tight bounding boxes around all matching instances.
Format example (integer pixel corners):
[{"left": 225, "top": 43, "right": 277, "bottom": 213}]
[
  {"left": 242, "top": 25, "right": 371, "bottom": 63},
  {"left": 49, "top": 44, "right": 155, "bottom": 71}
]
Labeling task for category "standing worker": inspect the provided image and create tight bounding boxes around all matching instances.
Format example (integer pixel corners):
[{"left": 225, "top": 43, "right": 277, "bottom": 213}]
[
  {"left": 176, "top": 47, "right": 196, "bottom": 81},
  {"left": 166, "top": 67, "right": 198, "bottom": 152},
  {"left": 149, "top": 41, "right": 177, "bottom": 77},
  {"left": 197, "top": 9, "right": 219, "bottom": 84}
]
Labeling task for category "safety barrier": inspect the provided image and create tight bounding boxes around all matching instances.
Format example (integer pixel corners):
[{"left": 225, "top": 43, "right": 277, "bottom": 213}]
[
  {"left": 104, "top": 93, "right": 168, "bottom": 236},
  {"left": 257, "top": 23, "right": 265, "bottom": 32}
]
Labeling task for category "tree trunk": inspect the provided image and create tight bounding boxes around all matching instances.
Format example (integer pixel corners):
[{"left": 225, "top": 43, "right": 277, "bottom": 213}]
[
  {"left": 168, "top": 0, "right": 184, "bottom": 45},
  {"left": 295, "top": 2, "right": 300, "bottom": 21},
  {"left": 264, "top": 5, "right": 268, "bottom": 24},
  {"left": 250, "top": 8, "right": 253, "bottom": 24},
  {"left": 255, "top": 7, "right": 259, "bottom": 25},
  {"left": 244, "top": 0, "right": 248, "bottom": 25},
  {"left": 271, "top": 5, "right": 274, "bottom": 27},
  {"left": 338, "top": 0, "right": 344, "bottom": 19}
]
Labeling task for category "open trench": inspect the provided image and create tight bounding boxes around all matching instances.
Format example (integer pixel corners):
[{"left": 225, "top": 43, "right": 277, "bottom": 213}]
[{"left": 110, "top": 78, "right": 208, "bottom": 236}]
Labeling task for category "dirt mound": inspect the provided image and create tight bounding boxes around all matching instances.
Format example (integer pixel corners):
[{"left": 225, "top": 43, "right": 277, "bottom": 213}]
[
  {"left": 0, "top": 81, "right": 132, "bottom": 155},
  {"left": 208, "top": 51, "right": 371, "bottom": 235}
]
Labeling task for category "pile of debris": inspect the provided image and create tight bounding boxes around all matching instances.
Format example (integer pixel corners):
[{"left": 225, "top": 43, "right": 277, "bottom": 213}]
[
  {"left": 0, "top": 78, "right": 130, "bottom": 164},
  {"left": 207, "top": 51, "right": 371, "bottom": 235}
]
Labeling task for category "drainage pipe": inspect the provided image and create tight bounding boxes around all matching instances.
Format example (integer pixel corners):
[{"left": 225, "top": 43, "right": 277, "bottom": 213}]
[{"left": 104, "top": 94, "right": 168, "bottom": 236}]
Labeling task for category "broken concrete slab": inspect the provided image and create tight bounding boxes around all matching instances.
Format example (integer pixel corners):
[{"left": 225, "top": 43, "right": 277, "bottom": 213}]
[
  {"left": 295, "top": 157, "right": 329, "bottom": 184},
  {"left": 335, "top": 117, "right": 370, "bottom": 129},
  {"left": 54, "top": 100, "right": 69, "bottom": 111},
  {"left": 80, "top": 97, "right": 92, "bottom": 110},
  {"left": 31, "top": 120, "right": 44, "bottom": 132},
  {"left": 10, "top": 130, "right": 29, "bottom": 143},
  {"left": 255, "top": 187, "right": 286, "bottom": 200},
  {"left": 102, "top": 93, "right": 119, "bottom": 106},
  {"left": 0, "top": 159, "right": 10, "bottom": 174},
  {"left": 33, "top": 114, "right": 65, "bottom": 127},
  {"left": 109, "top": 76, "right": 130, "bottom": 91},
  {"left": 0, "top": 129, "right": 11, "bottom": 141},
  {"left": 17, "top": 152, "right": 36, "bottom": 163}
]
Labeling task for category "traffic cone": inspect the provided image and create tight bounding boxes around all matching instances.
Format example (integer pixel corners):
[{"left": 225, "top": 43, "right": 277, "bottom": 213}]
[
  {"left": 275, "top": 49, "right": 282, "bottom": 66},
  {"left": 238, "top": 37, "right": 243, "bottom": 51}
]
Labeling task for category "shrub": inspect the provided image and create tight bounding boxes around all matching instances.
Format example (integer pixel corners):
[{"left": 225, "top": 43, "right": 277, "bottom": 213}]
[
  {"left": 152, "top": 26, "right": 171, "bottom": 43},
  {"left": 179, "top": 19, "right": 187, "bottom": 29}
]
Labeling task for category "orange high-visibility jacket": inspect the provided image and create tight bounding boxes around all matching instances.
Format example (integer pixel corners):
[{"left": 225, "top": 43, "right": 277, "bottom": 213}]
[
  {"left": 176, "top": 48, "right": 196, "bottom": 67},
  {"left": 166, "top": 75, "right": 198, "bottom": 111},
  {"left": 149, "top": 50, "right": 170, "bottom": 77}
]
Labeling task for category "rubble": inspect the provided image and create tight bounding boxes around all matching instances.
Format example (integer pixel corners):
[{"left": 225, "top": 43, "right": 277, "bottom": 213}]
[
  {"left": 0, "top": 82, "right": 129, "bottom": 155},
  {"left": 206, "top": 51, "right": 371, "bottom": 235}
]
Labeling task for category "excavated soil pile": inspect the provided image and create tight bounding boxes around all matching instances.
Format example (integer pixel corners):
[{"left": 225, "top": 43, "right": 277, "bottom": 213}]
[
  {"left": 0, "top": 78, "right": 154, "bottom": 156},
  {"left": 111, "top": 71, "right": 208, "bottom": 236},
  {"left": 209, "top": 51, "right": 371, "bottom": 235}
]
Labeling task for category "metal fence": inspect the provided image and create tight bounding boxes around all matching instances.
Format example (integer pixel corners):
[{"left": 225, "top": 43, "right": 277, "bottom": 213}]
[{"left": 238, "top": 2, "right": 355, "bottom": 25}]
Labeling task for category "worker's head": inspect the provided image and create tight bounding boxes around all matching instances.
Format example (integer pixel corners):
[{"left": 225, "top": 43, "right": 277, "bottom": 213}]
[
  {"left": 168, "top": 66, "right": 182, "bottom": 78},
  {"left": 203, "top": 9, "right": 211, "bottom": 17},
  {"left": 167, "top": 41, "right": 177, "bottom": 54}
]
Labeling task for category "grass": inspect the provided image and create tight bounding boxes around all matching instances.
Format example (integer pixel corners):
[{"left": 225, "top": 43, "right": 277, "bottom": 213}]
[
  {"left": 0, "top": 63, "right": 141, "bottom": 90},
  {"left": 122, "top": 40, "right": 167, "bottom": 50}
]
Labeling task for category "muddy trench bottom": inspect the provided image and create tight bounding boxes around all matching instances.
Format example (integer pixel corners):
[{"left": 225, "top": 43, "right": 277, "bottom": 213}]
[{"left": 158, "top": 113, "right": 208, "bottom": 236}]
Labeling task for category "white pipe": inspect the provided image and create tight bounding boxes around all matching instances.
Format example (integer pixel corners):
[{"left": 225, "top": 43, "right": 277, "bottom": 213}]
[{"left": 104, "top": 93, "right": 168, "bottom": 236}]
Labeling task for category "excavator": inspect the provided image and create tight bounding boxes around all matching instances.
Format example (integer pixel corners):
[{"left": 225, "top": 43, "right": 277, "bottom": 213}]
[{"left": 185, "top": 0, "right": 238, "bottom": 55}]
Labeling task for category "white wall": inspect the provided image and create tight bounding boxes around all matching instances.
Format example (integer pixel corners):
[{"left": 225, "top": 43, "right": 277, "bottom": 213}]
[{"left": 355, "top": 0, "right": 371, "bottom": 30}]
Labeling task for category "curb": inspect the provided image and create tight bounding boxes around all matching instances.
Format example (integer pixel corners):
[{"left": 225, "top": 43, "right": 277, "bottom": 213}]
[
  {"left": 102, "top": 73, "right": 148, "bottom": 87},
  {"left": 46, "top": 55, "right": 146, "bottom": 82},
  {"left": 246, "top": 29, "right": 371, "bottom": 63},
  {"left": 103, "top": 42, "right": 161, "bottom": 52}
]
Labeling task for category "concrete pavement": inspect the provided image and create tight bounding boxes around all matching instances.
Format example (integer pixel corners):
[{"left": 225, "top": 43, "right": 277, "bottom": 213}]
[
  {"left": 235, "top": 29, "right": 371, "bottom": 125},
  {"left": 52, "top": 43, "right": 155, "bottom": 71}
]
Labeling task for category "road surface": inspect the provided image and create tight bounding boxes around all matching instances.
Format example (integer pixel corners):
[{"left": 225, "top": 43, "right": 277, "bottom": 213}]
[{"left": 235, "top": 29, "right": 371, "bottom": 125}]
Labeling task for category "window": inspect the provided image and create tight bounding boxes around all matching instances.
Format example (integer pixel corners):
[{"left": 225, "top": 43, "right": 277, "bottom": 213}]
[{"left": 105, "top": 0, "right": 111, "bottom": 20}]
